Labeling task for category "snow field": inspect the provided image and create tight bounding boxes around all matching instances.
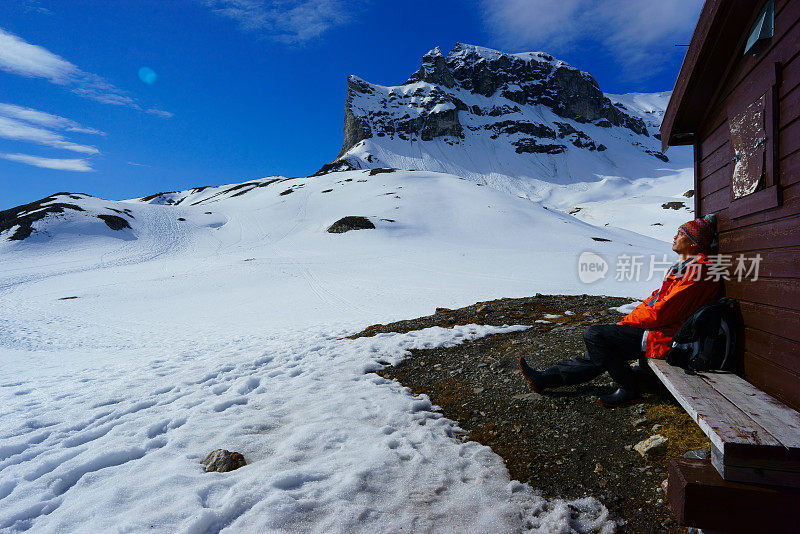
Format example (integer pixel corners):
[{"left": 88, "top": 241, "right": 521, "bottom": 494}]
[
  {"left": 0, "top": 169, "right": 671, "bottom": 532},
  {"left": 1, "top": 325, "right": 612, "bottom": 533}
]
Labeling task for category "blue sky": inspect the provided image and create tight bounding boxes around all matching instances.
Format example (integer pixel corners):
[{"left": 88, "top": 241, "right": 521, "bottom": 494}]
[{"left": 0, "top": 0, "right": 702, "bottom": 210}]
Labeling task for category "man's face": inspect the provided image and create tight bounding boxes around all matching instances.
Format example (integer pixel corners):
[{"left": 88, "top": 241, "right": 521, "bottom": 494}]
[{"left": 672, "top": 229, "right": 697, "bottom": 255}]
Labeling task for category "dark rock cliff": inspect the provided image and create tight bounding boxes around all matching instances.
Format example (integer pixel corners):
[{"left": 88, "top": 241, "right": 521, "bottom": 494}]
[{"left": 338, "top": 44, "right": 648, "bottom": 157}]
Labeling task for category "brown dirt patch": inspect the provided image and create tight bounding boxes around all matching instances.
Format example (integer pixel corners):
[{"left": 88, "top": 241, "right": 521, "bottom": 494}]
[{"left": 352, "top": 294, "right": 709, "bottom": 533}]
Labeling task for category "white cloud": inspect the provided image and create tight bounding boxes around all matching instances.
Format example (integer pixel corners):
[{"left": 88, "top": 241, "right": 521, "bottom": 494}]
[
  {"left": 480, "top": 0, "right": 703, "bottom": 76},
  {"left": 0, "top": 152, "right": 93, "bottom": 171},
  {"left": 146, "top": 108, "right": 174, "bottom": 118},
  {"left": 0, "top": 116, "right": 99, "bottom": 154},
  {"left": 0, "top": 102, "right": 105, "bottom": 135},
  {"left": 203, "top": 0, "right": 356, "bottom": 43},
  {"left": 21, "top": 1, "right": 53, "bottom": 16},
  {"left": 0, "top": 27, "right": 136, "bottom": 107}
]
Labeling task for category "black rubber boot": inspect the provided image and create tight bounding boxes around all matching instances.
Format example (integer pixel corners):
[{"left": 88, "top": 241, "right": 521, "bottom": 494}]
[
  {"left": 518, "top": 357, "right": 561, "bottom": 393},
  {"left": 596, "top": 387, "right": 642, "bottom": 407}
]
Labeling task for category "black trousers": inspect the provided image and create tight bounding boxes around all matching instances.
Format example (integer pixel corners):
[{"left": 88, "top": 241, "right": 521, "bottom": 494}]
[{"left": 542, "top": 324, "right": 646, "bottom": 392}]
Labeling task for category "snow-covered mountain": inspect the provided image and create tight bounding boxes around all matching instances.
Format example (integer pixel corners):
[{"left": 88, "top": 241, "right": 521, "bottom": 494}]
[
  {"left": 320, "top": 44, "right": 684, "bottom": 194},
  {"left": 0, "top": 45, "right": 694, "bottom": 246},
  {"left": 0, "top": 170, "right": 668, "bottom": 267},
  {"left": 308, "top": 44, "right": 695, "bottom": 240}
]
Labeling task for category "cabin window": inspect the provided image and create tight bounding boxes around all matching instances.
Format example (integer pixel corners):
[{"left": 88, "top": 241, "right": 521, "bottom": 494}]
[
  {"left": 744, "top": 1, "right": 774, "bottom": 55},
  {"left": 729, "top": 94, "right": 766, "bottom": 198},
  {"left": 726, "top": 62, "right": 781, "bottom": 218}
]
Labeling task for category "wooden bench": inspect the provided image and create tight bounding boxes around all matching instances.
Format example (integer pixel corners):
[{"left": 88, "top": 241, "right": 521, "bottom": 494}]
[
  {"left": 647, "top": 359, "right": 800, "bottom": 531},
  {"left": 648, "top": 359, "right": 800, "bottom": 487}
]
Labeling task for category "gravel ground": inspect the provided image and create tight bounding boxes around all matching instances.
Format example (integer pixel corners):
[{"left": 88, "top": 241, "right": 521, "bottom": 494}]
[{"left": 353, "top": 294, "right": 711, "bottom": 533}]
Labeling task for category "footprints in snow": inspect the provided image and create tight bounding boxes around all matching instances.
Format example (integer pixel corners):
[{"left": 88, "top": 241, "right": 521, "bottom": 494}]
[
  {"left": 237, "top": 377, "right": 260, "bottom": 394},
  {"left": 146, "top": 417, "right": 187, "bottom": 439},
  {"left": 50, "top": 448, "right": 146, "bottom": 496},
  {"left": 271, "top": 471, "right": 329, "bottom": 490},
  {"left": 2, "top": 348, "right": 307, "bottom": 523},
  {"left": 213, "top": 397, "right": 248, "bottom": 413}
]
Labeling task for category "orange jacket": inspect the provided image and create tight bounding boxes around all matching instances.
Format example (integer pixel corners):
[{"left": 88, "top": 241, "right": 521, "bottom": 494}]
[{"left": 619, "top": 254, "right": 720, "bottom": 359}]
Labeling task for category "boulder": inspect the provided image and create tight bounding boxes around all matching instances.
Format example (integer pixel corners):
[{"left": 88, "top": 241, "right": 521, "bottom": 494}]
[
  {"left": 97, "top": 214, "right": 132, "bottom": 231},
  {"left": 327, "top": 216, "right": 375, "bottom": 234},
  {"left": 201, "top": 449, "right": 246, "bottom": 473}
]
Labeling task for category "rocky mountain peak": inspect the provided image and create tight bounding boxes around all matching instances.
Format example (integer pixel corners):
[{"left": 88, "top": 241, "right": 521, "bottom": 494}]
[
  {"left": 322, "top": 44, "right": 672, "bottom": 190},
  {"left": 404, "top": 46, "right": 456, "bottom": 88}
]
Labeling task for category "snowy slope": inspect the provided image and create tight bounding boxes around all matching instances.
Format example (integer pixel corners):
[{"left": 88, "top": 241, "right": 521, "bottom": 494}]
[
  {"left": 606, "top": 91, "right": 673, "bottom": 128},
  {"left": 0, "top": 169, "right": 675, "bottom": 532},
  {"left": 317, "top": 44, "right": 694, "bottom": 240}
]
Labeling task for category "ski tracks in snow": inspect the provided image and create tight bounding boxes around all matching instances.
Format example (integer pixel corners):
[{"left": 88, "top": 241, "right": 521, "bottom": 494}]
[{"left": 0, "top": 204, "right": 193, "bottom": 294}]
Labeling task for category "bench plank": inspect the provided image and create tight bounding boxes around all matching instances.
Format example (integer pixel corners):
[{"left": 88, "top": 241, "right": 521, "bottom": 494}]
[
  {"left": 712, "top": 445, "right": 800, "bottom": 486},
  {"left": 702, "top": 372, "right": 800, "bottom": 454},
  {"left": 648, "top": 359, "right": 782, "bottom": 456}
]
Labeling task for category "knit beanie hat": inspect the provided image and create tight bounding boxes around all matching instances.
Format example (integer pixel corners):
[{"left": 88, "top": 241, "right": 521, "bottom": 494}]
[{"left": 679, "top": 215, "right": 716, "bottom": 252}]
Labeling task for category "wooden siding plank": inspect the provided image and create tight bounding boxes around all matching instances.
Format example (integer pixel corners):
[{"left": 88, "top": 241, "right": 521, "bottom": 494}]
[
  {"left": 725, "top": 277, "right": 800, "bottom": 308},
  {"left": 780, "top": 82, "right": 800, "bottom": 130},
  {"left": 699, "top": 141, "right": 733, "bottom": 188},
  {"left": 780, "top": 149, "right": 800, "bottom": 188},
  {"left": 739, "top": 246, "right": 800, "bottom": 278},
  {"left": 777, "top": 0, "right": 793, "bottom": 16},
  {"left": 744, "top": 326, "right": 800, "bottom": 374},
  {"left": 739, "top": 300, "right": 800, "bottom": 343},
  {"left": 714, "top": 181, "right": 800, "bottom": 229},
  {"left": 744, "top": 351, "right": 800, "bottom": 412},
  {"left": 718, "top": 216, "right": 800, "bottom": 251},
  {"left": 702, "top": 246, "right": 800, "bottom": 279},
  {"left": 701, "top": 186, "right": 730, "bottom": 213},
  {"left": 781, "top": 47, "right": 800, "bottom": 96},
  {"left": 699, "top": 119, "right": 731, "bottom": 160},
  {"left": 698, "top": 159, "right": 731, "bottom": 198},
  {"left": 780, "top": 117, "right": 800, "bottom": 159}
]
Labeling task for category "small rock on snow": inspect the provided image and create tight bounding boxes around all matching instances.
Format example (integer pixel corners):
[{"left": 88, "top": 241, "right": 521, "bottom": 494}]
[{"left": 201, "top": 449, "right": 246, "bottom": 473}]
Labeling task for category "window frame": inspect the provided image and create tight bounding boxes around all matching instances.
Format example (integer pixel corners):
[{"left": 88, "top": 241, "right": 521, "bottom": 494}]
[{"left": 727, "top": 62, "right": 781, "bottom": 219}]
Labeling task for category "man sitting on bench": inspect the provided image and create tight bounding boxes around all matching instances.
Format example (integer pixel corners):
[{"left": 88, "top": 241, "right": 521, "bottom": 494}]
[{"left": 519, "top": 217, "right": 721, "bottom": 407}]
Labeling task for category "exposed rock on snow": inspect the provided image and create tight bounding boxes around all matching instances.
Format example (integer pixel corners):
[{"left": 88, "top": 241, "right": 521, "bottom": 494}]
[
  {"left": 97, "top": 214, "right": 131, "bottom": 231},
  {"left": 0, "top": 193, "right": 139, "bottom": 241},
  {"left": 201, "top": 449, "right": 247, "bottom": 473},
  {"left": 661, "top": 201, "right": 687, "bottom": 210},
  {"left": 136, "top": 178, "right": 283, "bottom": 206},
  {"left": 0, "top": 194, "right": 85, "bottom": 240},
  {"left": 327, "top": 216, "right": 375, "bottom": 233},
  {"left": 368, "top": 167, "right": 396, "bottom": 176}
]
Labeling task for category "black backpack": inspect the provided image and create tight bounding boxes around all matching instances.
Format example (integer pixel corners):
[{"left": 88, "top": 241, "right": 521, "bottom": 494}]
[{"left": 666, "top": 297, "right": 742, "bottom": 374}]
